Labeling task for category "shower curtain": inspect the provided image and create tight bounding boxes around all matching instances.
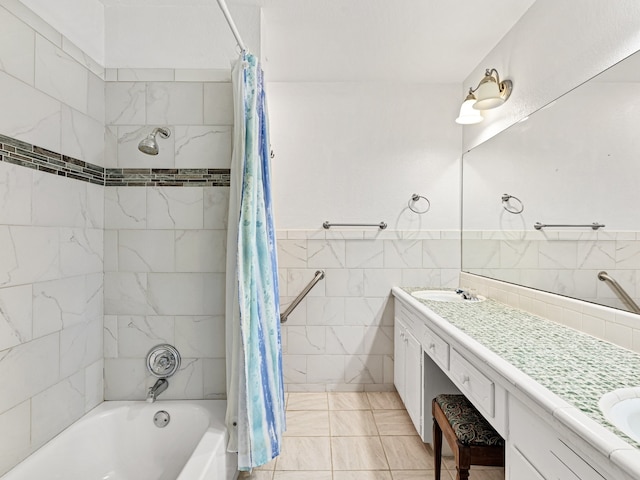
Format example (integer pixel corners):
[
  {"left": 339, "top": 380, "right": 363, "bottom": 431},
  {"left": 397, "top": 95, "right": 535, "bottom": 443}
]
[{"left": 225, "top": 52, "right": 285, "bottom": 471}]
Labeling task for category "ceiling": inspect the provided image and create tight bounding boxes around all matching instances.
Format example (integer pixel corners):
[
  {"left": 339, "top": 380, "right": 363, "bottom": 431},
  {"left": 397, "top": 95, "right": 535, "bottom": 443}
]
[
  {"left": 261, "top": 0, "right": 536, "bottom": 83},
  {"left": 18, "top": 0, "right": 535, "bottom": 82}
]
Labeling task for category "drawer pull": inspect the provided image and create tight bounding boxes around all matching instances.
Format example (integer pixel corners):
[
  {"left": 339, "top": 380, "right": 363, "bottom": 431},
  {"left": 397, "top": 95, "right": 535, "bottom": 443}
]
[
  {"left": 462, "top": 374, "right": 470, "bottom": 384},
  {"left": 428, "top": 343, "right": 436, "bottom": 350}
]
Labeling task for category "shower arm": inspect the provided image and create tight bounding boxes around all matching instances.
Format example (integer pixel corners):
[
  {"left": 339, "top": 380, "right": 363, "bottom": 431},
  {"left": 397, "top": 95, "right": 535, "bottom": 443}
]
[{"left": 280, "top": 270, "right": 325, "bottom": 323}]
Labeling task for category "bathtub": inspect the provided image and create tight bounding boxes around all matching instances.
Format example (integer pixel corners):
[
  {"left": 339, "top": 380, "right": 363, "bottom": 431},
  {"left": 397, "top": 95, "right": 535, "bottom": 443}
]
[{"left": 1, "top": 400, "right": 237, "bottom": 480}]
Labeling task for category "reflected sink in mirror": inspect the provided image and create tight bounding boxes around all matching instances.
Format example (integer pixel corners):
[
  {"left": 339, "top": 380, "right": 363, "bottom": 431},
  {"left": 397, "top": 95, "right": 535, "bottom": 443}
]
[
  {"left": 599, "top": 388, "right": 640, "bottom": 442},
  {"left": 411, "top": 290, "right": 486, "bottom": 302}
]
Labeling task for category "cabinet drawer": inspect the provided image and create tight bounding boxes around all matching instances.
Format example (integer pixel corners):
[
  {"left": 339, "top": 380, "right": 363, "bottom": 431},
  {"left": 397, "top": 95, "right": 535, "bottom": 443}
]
[
  {"left": 422, "top": 326, "right": 450, "bottom": 370},
  {"left": 450, "top": 349, "right": 494, "bottom": 416},
  {"left": 398, "top": 303, "right": 426, "bottom": 340}
]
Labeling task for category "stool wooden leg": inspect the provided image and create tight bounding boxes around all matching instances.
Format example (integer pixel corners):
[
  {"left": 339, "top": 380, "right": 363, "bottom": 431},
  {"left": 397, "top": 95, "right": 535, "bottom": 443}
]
[
  {"left": 433, "top": 416, "right": 443, "bottom": 480},
  {"left": 455, "top": 467, "right": 470, "bottom": 480},
  {"left": 457, "top": 445, "right": 471, "bottom": 480}
]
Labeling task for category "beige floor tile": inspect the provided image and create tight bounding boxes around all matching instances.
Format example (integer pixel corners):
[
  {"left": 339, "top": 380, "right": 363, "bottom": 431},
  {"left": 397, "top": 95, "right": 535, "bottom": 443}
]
[
  {"left": 328, "top": 392, "right": 372, "bottom": 410},
  {"left": 286, "top": 392, "right": 328, "bottom": 411},
  {"left": 238, "top": 471, "right": 274, "bottom": 479},
  {"left": 273, "top": 471, "right": 332, "bottom": 480},
  {"left": 276, "top": 437, "right": 332, "bottom": 470},
  {"left": 467, "top": 467, "right": 505, "bottom": 479},
  {"left": 367, "top": 391, "right": 404, "bottom": 410},
  {"left": 391, "top": 471, "right": 438, "bottom": 480},
  {"left": 284, "top": 410, "right": 330, "bottom": 436},
  {"left": 330, "top": 410, "right": 379, "bottom": 436},
  {"left": 373, "top": 410, "right": 418, "bottom": 436},
  {"left": 254, "top": 457, "right": 278, "bottom": 471},
  {"left": 334, "top": 471, "right": 393, "bottom": 480},
  {"left": 332, "top": 436, "right": 390, "bottom": 470},
  {"left": 442, "top": 455, "right": 455, "bottom": 470},
  {"left": 381, "top": 435, "right": 433, "bottom": 470}
]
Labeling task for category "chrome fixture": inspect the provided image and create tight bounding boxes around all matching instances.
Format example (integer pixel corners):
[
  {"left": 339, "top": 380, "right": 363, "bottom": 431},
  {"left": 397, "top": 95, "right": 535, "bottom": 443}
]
[
  {"left": 281, "top": 270, "right": 325, "bottom": 323},
  {"left": 322, "top": 221, "right": 387, "bottom": 230},
  {"left": 455, "top": 289, "right": 479, "bottom": 301},
  {"left": 147, "top": 378, "right": 169, "bottom": 403},
  {"left": 153, "top": 410, "right": 171, "bottom": 428},
  {"left": 145, "top": 344, "right": 181, "bottom": 402},
  {"left": 456, "top": 68, "right": 512, "bottom": 124},
  {"left": 146, "top": 344, "right": 181, "bottom": 378},
  {"left": 501, "top": 193, "right": 524, "bottom": 214},
  {"left": 138, "top": 127, "right": 171, "bottom": 155},
  {"left": 408, "top": 194, "right": 431, "bottom": 214},
  {"left": 598, "top": 271, "right": 640, "bottom": 314},
  {"left": 534, "top": 222, "right": 605, "bottom": 231}
]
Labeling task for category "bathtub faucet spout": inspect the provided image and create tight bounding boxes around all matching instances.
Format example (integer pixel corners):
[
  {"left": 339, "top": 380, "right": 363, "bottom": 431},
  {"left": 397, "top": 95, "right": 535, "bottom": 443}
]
[{"left": 147, "top": 378, "right": 169, "bottom": 403}]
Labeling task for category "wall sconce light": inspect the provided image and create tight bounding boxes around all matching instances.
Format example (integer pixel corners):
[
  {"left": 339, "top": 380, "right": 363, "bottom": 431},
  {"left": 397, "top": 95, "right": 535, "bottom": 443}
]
[{"left": 455, "top": 68, "right": 512, "bottom": 124}]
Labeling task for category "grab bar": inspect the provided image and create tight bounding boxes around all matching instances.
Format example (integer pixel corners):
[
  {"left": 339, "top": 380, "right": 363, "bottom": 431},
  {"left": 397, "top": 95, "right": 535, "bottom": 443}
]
[
  {"left": 534, "top": 222, "right": 605, "bottom": 231},
  {"left": 280, "top": 270, "right": 325, "bottom": 323},
  {"left": 323, "top": 221, "right": 387, "bottom": 230},
  {"left": 598, "top": 271, "right": 640, "bottom": 314}
]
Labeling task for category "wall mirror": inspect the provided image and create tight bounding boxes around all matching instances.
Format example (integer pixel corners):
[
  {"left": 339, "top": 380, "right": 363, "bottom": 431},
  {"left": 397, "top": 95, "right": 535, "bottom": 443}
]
[{"left": 461, "top": 48, "right": 640, "bottom": 313}]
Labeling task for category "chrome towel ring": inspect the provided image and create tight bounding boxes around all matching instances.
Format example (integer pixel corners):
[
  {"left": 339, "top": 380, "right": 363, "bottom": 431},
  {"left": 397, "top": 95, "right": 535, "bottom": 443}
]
[
  {"left": 408, "top": 194, "right": 431, "bottom": 214},
  {"left": 501, "top": 193, "right": 524, "bottom": 214}
]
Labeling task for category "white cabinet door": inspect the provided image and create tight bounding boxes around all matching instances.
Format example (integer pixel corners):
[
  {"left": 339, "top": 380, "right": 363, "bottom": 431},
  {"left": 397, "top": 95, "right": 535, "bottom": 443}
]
[
  {"left": 404, "top": 328, "right": 422, "bottom": 432},
  {"left": 394, "top": 317, "right": 406, "bottom": 403},
  {"left": 509, "top": 445, "right": 547, "bottom": 480},
  {"left": 394, "top": 309, "right": 423, "bottom": 437}
]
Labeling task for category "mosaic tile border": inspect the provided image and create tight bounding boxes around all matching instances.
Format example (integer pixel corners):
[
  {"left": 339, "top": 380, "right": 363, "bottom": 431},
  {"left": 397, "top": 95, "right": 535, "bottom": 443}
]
[
  {"left": 0, "top": 133, "right": 231, "bottom": 187},
  {"left": 0, "top": 133, "right": 105, "bottom": 185},
  {"left": 105, "top": 168, "right": 230, "bottom": 187}
]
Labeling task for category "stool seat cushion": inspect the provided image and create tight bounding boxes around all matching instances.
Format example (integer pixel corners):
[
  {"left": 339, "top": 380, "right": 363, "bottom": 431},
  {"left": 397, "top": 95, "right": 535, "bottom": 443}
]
[{"left": 435, "top": 394, "right": 504, "bottom": 447}]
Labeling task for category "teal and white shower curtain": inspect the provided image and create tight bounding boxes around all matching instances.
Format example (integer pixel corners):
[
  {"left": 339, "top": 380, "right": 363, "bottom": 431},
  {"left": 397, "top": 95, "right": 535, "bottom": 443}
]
[{"left": 225, "top": 52, "right": 285, "bottom": 471}]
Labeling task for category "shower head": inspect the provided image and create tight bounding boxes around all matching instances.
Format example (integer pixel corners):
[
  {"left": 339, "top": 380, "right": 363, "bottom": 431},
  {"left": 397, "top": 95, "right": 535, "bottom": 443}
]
[{"left": 138, "top": 127, "right": 171, "bottom": 155}]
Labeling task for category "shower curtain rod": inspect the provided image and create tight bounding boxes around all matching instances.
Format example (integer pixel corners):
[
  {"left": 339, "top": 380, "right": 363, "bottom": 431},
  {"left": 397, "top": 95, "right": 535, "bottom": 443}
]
[{"left": 216, "top": 0, "right": 247, "bottom": 52}]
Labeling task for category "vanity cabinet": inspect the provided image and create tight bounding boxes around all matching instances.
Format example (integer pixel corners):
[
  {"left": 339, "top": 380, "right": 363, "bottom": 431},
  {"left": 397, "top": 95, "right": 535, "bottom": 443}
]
[{"left": 392, "top": 289, "right": 637, "bottom": 480}]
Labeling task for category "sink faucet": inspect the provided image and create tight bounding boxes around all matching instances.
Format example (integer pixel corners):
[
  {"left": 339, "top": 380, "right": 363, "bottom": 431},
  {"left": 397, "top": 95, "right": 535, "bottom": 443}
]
[
  {"left": 147, "top": 378, "right": 169, "bottom": 403},
  {"left": 455, "top": 289, "right": 477, "bottom": 300}
]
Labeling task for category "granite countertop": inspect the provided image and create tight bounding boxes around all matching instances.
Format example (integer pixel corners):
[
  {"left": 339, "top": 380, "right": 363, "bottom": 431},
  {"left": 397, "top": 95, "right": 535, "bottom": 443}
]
[{"left": 394, "top": 287, "right": 640, "bottom": 450}]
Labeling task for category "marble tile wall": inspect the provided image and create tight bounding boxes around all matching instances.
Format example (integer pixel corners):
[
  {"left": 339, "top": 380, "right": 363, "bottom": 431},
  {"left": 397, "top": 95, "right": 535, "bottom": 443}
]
[
  {"left": 0, "top": 5, "right": 105, "bottom": 475},
  {"left": 277, "top": 229, "right": 460, "bottom": 392},
  {"left": 462, "top": 230, "right": 640, "bottom": 311},
  {"left": 103, "top": 70, "right": 233, "bottom": 401}
]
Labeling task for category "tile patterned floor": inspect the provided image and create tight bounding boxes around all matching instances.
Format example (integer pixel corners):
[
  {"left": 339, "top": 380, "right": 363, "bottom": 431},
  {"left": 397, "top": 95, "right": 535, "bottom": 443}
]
[{"left": 239, "top": 391, "right": 505, "bottom": 480}]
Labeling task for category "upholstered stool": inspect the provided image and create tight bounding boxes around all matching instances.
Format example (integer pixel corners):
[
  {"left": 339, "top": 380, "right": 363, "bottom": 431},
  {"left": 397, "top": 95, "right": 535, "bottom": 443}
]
[{"left": 432, "top": 394, "right": 504, "bottom": 480}]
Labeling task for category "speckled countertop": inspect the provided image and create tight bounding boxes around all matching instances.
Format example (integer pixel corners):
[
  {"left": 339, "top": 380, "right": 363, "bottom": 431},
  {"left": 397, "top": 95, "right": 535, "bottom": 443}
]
[{"left": 395, "top": 287, "right": 640, "bottom": 450}]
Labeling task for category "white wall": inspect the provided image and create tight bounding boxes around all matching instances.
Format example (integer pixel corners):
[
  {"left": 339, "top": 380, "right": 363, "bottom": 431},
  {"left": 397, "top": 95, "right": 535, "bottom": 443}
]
[
  {"left": 17, "top": 0, "right": 105, "bottom": 65},
  {"left": 463, "top": 0, "right": 640, "bottom": 151},
  {"left": 267, "top": 81, "right": 464, "bottom": 390},
  {"left": 268, "top": 82, "right": 462, "bottom": 230},
  {"left": 104, "top": 3, "right": 261, "bottom": 69}
]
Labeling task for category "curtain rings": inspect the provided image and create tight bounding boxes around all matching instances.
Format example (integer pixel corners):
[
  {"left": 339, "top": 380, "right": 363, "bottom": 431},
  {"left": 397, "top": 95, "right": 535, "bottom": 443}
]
[
  {"left": 502, "top": 194, "right": 524, "bottom": 214},
  {"left": 408, "top": 194, "right": 431, "bottom": 214}
]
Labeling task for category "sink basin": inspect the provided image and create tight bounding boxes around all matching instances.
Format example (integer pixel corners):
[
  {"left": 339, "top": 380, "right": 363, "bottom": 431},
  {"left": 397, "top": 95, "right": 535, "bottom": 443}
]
[
  {"left": 410, "top": 290, "right": 485, "bottom": 302},
  {"left": 599, "top": 388, "right": 640, "bottom": 442}
]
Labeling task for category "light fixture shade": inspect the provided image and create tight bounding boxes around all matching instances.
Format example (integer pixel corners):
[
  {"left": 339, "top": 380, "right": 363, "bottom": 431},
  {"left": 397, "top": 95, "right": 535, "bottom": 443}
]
[
  {"left": 472, "top": 78, "right": 505, "bottom": 110},
  {"left": 455, "top": 98, "right": 483, "bottom": 125}
]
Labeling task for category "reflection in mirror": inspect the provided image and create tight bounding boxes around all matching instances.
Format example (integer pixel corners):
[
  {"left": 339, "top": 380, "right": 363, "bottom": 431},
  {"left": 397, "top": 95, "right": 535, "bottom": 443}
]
[{"left": 462, "top": 49, "right": 640, "bottom": 313}]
